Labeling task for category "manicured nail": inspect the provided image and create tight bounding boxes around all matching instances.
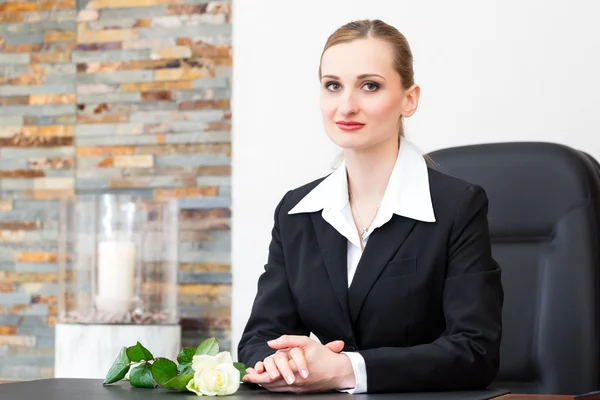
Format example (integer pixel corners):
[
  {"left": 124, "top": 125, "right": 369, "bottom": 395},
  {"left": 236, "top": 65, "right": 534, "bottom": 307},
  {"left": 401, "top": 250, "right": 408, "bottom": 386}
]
[
  {"left": 301, "top": 370, "right": 308, "bottom": 378},
  {"left": 286, "top": 376, "right": 294, "bottom": 384}
]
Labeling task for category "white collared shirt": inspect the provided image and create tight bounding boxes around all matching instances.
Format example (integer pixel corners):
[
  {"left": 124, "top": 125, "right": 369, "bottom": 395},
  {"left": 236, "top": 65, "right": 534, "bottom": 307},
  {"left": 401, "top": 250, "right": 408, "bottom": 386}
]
[{"left": 288, "top": 137, "right": 436, "bottom": 393}]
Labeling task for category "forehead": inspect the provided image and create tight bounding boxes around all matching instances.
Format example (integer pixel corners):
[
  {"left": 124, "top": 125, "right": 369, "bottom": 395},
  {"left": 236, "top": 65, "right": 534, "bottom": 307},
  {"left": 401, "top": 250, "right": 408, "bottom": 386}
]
[{"left": 320, "top": 38, "right": 395, "bottom": 78}]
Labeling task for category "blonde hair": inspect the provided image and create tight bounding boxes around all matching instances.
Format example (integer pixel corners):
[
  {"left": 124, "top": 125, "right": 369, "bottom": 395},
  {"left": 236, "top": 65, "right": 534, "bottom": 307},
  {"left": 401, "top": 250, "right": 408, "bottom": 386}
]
[{"left": 318, "top": 19, "right": 414, "bottom": 138}]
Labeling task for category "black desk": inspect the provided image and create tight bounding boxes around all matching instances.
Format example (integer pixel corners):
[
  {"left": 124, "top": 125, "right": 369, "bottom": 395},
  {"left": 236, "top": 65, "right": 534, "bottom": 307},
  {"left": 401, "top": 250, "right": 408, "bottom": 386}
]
[{"left": 0, "top": 378, "right": 509, "bottom": 399}]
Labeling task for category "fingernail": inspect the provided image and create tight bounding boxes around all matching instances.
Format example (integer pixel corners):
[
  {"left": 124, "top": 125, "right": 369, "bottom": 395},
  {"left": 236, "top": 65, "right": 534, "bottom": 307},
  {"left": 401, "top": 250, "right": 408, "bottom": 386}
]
[
  {"left": 286, "top": 376, "right": 294, "bottom": 384},
  {"left": 267, "top": 340, "right": 275, "bottom": 344},
  {"left": 301, "top": 370, "right": 308, "bottom": 378}
]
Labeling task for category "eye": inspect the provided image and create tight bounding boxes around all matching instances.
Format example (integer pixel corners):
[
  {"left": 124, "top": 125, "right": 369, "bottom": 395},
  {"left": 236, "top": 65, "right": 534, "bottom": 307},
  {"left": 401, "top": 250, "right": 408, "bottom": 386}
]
[
  {"left": 362, "top": 82, "right": 380, "bottom": 92},
  {"left": 324, "top": 81, "right": 342, "bottom": 92}
]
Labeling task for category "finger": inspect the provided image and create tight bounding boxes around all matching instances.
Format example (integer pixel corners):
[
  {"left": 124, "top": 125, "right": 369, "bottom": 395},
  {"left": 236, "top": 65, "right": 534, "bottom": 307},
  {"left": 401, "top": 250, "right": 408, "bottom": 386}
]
[
  {"left": 268, "top": 335, "right": 312, "bottom": 350},
  {"left": 289, "top": 347, "right": 308, "bottom": 379},
  {"left": 254, "top": 361, "right": 265, "bottom": 374},
  {"left": 243, "top": 371, "right": 278, "bottom": 385},
  {"left": 261, "top": 377, "right": 296, "bottom": 389},
  {"left": 325, "top": 340, "right": 345, "bottom": 353},
  {"left": 274, "top": 351, "right": 295, "bottom": 385},
  {"left": 272, "top": 352, "right": 297, "bottom": 371},
  {"left": 243, "top": 361, "right": 265, "bottom": 381},
  {"left": 262, "top": 372, "right": 307, "bottom": 391},
  {"left": 288, "top": 359, "right": 298, "bottom": 371},
  {"left": 263, "top": 355, "right": 280, "bottom": 381}
]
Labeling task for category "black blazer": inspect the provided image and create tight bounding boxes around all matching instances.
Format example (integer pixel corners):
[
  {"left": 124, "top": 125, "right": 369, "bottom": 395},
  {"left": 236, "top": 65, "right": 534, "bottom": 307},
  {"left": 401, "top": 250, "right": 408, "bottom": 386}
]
[{"left": 237, "top": 168, "right": 504, "bottom": 393}]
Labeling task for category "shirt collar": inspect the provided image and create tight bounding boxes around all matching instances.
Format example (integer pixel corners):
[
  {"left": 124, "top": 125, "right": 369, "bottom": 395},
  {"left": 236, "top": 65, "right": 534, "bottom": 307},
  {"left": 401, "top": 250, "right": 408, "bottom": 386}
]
[{"left": 288, "top": 137, "right": 436, "bottom": 223}]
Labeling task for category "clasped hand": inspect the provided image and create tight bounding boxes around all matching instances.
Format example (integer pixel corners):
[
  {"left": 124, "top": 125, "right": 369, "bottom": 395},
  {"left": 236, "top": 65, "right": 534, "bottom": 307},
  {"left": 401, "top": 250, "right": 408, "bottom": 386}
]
[{"left": 242, "top": 335, "right": 356, "bottom": 393}]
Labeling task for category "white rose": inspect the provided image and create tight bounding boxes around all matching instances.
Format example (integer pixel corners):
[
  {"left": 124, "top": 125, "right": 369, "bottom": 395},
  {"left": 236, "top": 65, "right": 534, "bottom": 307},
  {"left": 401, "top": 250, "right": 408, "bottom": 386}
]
[
  {"left": 186, "top": 351, "right": 240, "bottom": 396},
  {"left": 192, "top": 351, "right": 233, "bottom": 372}
]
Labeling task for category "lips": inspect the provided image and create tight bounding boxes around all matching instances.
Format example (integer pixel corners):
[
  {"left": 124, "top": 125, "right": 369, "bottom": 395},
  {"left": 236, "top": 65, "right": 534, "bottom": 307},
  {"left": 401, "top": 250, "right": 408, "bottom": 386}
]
[{"left": 335, "top": 121, "right": 365, "bottom": 131}]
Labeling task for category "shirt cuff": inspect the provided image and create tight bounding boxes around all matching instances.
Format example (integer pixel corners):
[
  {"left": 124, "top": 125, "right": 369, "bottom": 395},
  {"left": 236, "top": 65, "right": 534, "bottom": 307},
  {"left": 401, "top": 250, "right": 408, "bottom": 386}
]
[{"left": 338, "top": 351, "right": 367, "bottom": 394}]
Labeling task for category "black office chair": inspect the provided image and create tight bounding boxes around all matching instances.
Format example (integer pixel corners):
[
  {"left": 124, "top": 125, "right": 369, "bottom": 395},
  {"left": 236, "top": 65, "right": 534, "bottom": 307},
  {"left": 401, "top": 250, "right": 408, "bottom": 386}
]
[{"left": 428, "top": 142, "right": 600, "bottom": 395}]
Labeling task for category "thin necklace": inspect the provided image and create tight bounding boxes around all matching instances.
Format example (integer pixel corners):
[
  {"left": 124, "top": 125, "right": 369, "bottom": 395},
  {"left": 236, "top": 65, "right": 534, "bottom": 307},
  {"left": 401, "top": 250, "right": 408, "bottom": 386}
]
[{"left": 348, "top": 185, "right": 381, "bottom": 244}]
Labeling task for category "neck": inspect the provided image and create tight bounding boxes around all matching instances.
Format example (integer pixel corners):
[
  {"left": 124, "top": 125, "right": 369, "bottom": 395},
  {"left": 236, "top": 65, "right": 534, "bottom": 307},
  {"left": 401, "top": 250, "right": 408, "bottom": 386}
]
[{"left": 344, "top": 136, "right": 399, "bottom": 204}]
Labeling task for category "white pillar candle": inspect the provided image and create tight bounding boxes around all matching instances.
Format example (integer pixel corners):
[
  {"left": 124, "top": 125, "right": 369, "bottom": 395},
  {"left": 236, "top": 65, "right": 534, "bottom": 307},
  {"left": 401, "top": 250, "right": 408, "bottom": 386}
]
[{"left": 96, "top": 240, "right": 136, "bottom": 314}]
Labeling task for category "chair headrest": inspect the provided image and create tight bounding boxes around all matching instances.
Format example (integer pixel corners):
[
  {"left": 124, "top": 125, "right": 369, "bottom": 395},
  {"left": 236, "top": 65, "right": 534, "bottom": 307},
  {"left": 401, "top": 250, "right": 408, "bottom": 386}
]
[{"left": 428, "top": 142, "right": 600, "bottom": 239}]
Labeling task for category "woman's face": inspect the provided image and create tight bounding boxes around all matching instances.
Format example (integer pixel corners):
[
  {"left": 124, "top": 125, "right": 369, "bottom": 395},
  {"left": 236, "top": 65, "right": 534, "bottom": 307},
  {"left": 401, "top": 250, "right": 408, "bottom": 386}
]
[{"left": 319, "top": 38, "right": 419, "bottom": 152}]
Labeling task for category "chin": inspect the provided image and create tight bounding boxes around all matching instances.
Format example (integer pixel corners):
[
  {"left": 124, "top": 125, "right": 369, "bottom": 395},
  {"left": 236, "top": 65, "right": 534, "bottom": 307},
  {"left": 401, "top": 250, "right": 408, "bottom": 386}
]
[
  {"left": 333, "top": 138, "right": 371, "bottom": 150},
  {"left": 329, "top": 135, "right": 372, "bottom": 150}
]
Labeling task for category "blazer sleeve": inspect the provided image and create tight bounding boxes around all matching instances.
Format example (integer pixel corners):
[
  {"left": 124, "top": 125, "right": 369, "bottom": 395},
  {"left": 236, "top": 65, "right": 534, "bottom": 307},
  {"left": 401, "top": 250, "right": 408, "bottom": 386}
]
[
  {"left": 357, "top": 185, "right": 504, "bottom": 393},
  {"left": 237, "top": 191, "right": 310, "bottom": 368}
]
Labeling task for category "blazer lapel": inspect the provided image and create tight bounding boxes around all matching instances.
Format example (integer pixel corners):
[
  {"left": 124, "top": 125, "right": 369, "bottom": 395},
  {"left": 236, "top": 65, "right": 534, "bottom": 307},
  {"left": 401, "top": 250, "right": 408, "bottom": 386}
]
[
  {"left": 348, "top": 215, "right": 417, "bottom": 323},
  {"left": 310, "top": 213, "right": 352, "bottom": 323}
]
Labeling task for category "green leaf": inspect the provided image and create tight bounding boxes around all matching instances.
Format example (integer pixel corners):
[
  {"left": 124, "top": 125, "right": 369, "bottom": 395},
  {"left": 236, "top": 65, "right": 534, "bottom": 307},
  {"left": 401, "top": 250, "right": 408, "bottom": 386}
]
[
  {"left": 194, "top": 337, "right": 219, "bottom": 356},
  {"left": 233, "top": 362, "right": 247, "bottom": 381},
  {"left": 103, "top": 347, "right": 131, "bottom": 385},
  {"left": 151, "top": 358, "right": 178, "bottom": 387},
  {"left": 163, "top": 374, "right": 194, "bottom": 391},
  {"left": 129, "top": 363, "right": 154, "bottom": 389},
  {"left": 177, "top": 347, "right": 196, "bottom": 364},
  {"left": 177, "top": 363, "right": 194, "bottom": 376},
  {"left": 126, "top": 341, "right": 154, "bottom": 362}
]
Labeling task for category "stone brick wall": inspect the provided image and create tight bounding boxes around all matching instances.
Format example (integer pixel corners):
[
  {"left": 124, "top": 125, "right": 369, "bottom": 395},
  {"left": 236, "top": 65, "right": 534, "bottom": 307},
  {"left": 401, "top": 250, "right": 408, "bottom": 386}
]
[{"left": 0, "top": 0, "right": 232, "bottom": 380}]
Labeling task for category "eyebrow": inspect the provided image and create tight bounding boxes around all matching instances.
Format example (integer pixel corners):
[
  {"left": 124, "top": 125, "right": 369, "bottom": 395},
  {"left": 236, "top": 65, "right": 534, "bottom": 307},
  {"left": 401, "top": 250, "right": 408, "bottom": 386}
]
[{"left": 321, "top": 74, "right": 387, "bottom": 82}]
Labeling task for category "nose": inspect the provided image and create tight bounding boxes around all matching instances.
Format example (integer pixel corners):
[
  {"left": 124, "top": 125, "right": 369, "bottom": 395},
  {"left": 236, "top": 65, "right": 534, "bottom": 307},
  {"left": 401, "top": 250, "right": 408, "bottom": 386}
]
[{"left": 337, "top": 91, "right": 359, "bottom": 117}]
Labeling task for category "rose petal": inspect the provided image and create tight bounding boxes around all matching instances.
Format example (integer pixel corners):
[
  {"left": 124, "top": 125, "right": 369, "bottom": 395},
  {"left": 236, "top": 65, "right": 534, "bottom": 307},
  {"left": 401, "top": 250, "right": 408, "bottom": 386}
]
[
  {"left": 186, "top": 371, "right": 203, "bottom": 396},
  {"left": 192, "top": 354, "right": 219, "bottom": 372},
  {"left": 216, "top": 363, "right": 240, "bottom": 395},
  {"left": 213, "top": 351, "right": 233, "bottom": 365},
  {"left": 198, "top": 368, "right": 219, "bottom": 396}
]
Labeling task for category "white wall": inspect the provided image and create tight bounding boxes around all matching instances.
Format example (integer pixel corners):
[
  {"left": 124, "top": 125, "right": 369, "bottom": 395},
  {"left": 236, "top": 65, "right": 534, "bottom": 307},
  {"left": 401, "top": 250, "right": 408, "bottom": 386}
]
[{"left": 230, "top": 0, "right": 600, "bottom": 357}]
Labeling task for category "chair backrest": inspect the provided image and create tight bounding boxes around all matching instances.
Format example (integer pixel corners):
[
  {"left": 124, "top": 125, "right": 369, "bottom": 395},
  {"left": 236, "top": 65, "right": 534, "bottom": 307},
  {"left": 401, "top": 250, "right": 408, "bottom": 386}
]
[{"left": 428, "top": 142, "right": 600, "bottom": 395}]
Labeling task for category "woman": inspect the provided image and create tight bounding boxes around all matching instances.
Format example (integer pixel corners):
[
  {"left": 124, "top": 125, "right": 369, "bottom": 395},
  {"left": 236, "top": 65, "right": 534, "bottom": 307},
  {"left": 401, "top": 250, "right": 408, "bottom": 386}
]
[{"left": 238, "top": 19, "right": 503, "bottom": 394}]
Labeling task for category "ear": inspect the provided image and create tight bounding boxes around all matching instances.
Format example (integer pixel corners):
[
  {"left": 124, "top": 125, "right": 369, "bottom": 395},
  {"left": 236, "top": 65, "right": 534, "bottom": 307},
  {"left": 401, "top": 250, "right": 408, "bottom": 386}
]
[{"left": 401, "top": 84, "right": 420, "bottom": 118}]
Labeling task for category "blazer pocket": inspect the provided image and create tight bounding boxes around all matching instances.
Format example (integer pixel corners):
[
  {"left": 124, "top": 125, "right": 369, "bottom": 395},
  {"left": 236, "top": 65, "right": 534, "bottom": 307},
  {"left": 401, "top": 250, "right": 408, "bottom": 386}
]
[{"left": 380, "top": 257, "right": 417, "bottom": 278}]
